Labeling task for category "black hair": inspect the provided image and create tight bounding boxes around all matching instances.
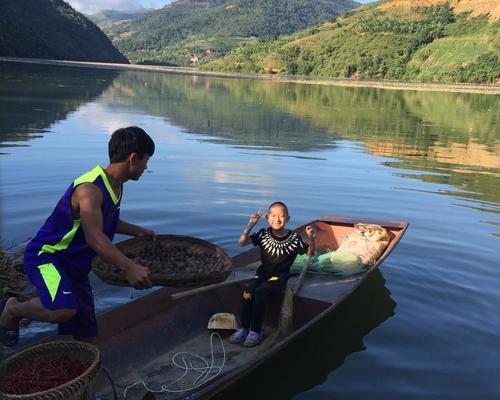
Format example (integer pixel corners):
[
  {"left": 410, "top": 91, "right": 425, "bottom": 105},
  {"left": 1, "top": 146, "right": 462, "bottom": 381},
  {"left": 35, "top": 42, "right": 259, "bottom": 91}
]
[
  {"left": 108, "top": 126, "right": 155, "bottom": 163},
  {"left": 268, "top": 201, "right": 289, "bottom": 216}
]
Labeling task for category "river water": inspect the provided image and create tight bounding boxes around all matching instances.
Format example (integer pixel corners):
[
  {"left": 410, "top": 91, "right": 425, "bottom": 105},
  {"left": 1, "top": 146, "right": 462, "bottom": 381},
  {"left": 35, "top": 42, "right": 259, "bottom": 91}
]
[{"left": 0, "top": 62, "right": 499, "bottom": 399}]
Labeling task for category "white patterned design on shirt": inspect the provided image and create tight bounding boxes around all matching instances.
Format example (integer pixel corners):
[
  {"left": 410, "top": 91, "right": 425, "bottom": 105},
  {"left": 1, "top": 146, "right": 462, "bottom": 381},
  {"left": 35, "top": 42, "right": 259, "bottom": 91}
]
[{"left": 259, "top": 229, "right": 301, "bottom": 257}]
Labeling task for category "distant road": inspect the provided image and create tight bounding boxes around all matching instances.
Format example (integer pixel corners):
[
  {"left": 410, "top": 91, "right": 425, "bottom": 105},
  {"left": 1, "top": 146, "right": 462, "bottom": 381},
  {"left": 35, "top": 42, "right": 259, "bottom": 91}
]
[{"left": 1, "top": 56, "right": 499, "bottom": 95}]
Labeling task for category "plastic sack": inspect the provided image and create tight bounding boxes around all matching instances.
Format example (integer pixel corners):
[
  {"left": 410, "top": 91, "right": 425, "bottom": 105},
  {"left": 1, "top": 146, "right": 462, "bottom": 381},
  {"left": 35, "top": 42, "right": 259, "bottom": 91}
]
[
  {"left": 290, "top": 223, "right": 389, "bottom": 276},
  {"left": 321, "top": 251, "right": 365, "bottom": 275},
  {"left": 337, "top": 223, "right": 389, "bottom": 266},
  {"left": 291, "top": 251, "right": 366, "bottom": 276}
]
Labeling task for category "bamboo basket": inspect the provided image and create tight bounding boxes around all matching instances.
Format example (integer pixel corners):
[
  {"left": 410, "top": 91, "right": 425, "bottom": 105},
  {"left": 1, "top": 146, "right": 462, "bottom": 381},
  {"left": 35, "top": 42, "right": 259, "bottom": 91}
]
[
  {"left": 91, "top": 234, "right": 233, "bottom": 288},
  {"left": 0, "top": 341, "right": 100, "bottom": 400}
]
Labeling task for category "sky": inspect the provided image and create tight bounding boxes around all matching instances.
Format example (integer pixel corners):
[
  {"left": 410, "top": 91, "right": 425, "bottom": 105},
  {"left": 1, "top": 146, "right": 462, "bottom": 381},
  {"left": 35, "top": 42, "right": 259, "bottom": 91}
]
[{"left": 66, "top": 0, "right": 375, "bottom": 15}]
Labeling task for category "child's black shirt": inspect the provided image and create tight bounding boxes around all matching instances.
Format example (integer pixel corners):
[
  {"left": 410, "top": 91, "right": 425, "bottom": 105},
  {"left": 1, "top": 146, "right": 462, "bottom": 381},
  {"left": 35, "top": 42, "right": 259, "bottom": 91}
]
[{"left": 250, "top": 228, "right": 308, "bottom": 279}]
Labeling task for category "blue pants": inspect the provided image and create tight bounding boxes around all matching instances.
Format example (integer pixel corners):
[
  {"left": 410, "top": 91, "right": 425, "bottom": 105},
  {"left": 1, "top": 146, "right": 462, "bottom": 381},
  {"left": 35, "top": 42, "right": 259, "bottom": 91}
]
[{"left": 241, "top": 276, "right": 287, "bottom": 333}]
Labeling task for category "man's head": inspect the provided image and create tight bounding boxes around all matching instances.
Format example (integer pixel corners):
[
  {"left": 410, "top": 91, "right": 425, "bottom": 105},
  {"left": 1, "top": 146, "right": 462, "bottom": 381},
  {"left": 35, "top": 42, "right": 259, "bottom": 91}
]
[
  {"left": 108, "top": 127, "right": 155, "bottom": 180},
  {"left": 266, "top": 201, "right": 290, "bottom": 231}
]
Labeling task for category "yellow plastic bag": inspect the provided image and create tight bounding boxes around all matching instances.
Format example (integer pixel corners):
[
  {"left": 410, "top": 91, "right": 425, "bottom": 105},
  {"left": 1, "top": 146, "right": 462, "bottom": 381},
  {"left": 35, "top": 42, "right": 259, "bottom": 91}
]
[{"left": 336, "top": 223, "right": 389, "bottom": 266}]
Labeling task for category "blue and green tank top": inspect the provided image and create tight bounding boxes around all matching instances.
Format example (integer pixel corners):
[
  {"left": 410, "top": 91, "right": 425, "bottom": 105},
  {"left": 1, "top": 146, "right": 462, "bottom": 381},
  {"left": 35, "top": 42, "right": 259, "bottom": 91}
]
[{"left": 25, "top": 166, "right": 121, "bottom": 279}]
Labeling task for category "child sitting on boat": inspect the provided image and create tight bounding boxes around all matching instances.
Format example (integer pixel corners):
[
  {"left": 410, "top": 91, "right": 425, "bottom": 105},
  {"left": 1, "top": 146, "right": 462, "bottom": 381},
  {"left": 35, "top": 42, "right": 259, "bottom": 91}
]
[{"left": 230, "top": 202, "right": 315, "bottom": 347}]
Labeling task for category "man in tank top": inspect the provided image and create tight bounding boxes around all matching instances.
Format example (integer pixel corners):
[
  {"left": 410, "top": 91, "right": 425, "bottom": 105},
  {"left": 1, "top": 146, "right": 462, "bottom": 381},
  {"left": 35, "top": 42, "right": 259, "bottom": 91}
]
[{"left": 0, "top": 126, "right": 156, "bottom": 346}]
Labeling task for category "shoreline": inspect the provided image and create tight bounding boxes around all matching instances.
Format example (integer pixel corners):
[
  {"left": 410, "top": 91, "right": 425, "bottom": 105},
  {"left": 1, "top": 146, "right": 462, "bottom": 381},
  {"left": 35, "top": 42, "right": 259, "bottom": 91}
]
[{"left": 1, "top": 56, "right": 499, "bottom": 95}]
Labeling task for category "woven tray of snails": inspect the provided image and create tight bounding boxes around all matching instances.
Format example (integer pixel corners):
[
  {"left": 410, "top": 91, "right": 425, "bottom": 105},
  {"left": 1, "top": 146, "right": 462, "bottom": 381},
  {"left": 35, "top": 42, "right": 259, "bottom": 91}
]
[{"left": 91, "top": 235, "right": 233, "bottom": 288}]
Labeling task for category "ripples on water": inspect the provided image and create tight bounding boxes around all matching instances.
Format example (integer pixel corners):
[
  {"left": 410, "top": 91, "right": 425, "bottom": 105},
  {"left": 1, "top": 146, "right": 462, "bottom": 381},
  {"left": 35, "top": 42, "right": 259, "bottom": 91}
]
[{"left": 0, "top": 63, "right": 499, "bottom": 399}]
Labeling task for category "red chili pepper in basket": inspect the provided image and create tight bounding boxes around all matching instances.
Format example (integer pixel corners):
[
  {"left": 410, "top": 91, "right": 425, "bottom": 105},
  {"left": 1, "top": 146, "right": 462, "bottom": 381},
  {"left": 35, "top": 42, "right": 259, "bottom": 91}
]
[{"left": 5, "top": 357, "right": 90, "bottom": 395}]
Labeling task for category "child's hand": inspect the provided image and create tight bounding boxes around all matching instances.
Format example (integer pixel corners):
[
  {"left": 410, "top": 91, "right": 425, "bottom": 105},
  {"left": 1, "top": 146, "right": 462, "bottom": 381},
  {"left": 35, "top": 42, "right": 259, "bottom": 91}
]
[
  {"left": 248, "top": 210, "right": 264, "bottom": 226},
  {"left": 305, "top": 225, "right": 316, "bottom": 240}
]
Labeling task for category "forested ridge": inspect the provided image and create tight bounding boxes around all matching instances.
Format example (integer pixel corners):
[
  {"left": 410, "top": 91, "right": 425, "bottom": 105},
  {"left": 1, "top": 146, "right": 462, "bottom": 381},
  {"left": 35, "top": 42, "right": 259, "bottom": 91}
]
[
  {"left": 205, "top": 1, "right": 500, "bottom": 83},
  {"left": 88, "top": 9, "right": 146, "bottom": 26},
  {"left": 0, "top": 0, "right": 128, "bottom": 63},
  {"left": 101, "top": 0, "right": 359, "bottom": 66}
]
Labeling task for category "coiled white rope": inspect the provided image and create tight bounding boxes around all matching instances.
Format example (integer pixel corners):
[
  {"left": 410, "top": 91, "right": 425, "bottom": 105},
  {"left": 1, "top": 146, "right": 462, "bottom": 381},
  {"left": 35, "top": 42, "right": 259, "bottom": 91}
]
[{"left": 123, "top": 332, "right": 226, "bottom": 397}]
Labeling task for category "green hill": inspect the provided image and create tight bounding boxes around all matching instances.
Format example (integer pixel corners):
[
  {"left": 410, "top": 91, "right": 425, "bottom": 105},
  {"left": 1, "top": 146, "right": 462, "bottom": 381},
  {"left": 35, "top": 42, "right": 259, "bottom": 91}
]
[
  {"left": 205, "top": 1, "right": 500, "bottom": 83},
  {"left": 88, "top": 9, "right": 146, "bottom": 26},
  {"left": 0, "top": 0, "right": 128, "bottom": 63},
  {"left": 102, "top": 0, "right": 359, "bottom": 66}
]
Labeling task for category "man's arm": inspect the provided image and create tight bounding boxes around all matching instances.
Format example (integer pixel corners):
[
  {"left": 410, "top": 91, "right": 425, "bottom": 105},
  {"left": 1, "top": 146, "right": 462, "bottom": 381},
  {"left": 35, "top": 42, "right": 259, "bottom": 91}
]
[
  {"left": 239, "top": 210, "right": 264, "bottom": 246},
  {"left": 74, "top": 184, "right": 152, "bottom": 289},
  {"left": 117, "top": 219, "right": 155, "bottom": 239}
]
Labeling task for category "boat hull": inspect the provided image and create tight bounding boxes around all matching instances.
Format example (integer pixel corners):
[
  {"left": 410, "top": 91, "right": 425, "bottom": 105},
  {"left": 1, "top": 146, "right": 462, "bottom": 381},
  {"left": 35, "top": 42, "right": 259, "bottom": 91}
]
[
  {"left": 93, "top": 216, "right": 408, "bottom": 399},
  {"left": 6, "top": 216, "right": 408, "bottom": 399}
]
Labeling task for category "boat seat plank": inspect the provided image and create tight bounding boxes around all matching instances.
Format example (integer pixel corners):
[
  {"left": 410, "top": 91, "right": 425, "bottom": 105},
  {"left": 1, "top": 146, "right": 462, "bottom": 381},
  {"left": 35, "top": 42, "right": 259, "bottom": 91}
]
[{"left": 231, "top": 265, "right": 362, "bottom": 304}]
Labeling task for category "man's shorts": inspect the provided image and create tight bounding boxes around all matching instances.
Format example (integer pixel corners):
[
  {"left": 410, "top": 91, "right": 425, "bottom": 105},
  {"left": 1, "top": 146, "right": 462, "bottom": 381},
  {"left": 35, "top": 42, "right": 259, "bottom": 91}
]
[{"left": 24, "top": 254, "right": 98, "bottom": 337}]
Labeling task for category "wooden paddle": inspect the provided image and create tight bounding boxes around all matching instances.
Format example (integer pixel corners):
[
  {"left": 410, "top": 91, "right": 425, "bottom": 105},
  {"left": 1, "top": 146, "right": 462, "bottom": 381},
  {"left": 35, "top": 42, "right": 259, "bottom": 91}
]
[
  {"left": 277, "top": 255, "right": 313, "bottom": 338},
  {"left": 170, "top": 276, "right": 253, "bottom": 300}
]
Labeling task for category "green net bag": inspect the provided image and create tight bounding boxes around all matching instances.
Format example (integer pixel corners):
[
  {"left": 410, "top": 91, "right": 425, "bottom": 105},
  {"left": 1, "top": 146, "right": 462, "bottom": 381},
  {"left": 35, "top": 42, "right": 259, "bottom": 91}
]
[{"left": 291, "top": 251, "right": 367, "bottom": 276}]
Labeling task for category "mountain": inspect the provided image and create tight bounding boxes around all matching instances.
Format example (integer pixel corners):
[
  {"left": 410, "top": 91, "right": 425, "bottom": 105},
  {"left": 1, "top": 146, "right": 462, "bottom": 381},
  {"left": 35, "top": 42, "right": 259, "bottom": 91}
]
[
  {"left": 102, "top": 0, "right": 360, "bottom": 66},
  {"left": 0, "top": 0, "right": 128, "bottom": 63},
  {"left": 379, "top": 0, "right": 500, "bottom": 20},
  {"left": 205, "top": 0, "right": 500, "bottom": 83},
  {"left": 88, "top": 9, "right": 147, "bottom": 26}
]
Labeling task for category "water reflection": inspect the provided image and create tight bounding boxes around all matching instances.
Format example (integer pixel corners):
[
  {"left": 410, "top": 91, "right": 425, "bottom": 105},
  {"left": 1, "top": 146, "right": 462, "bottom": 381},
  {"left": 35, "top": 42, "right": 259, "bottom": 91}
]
[
  {"left": 102, "top": 72, "right": 339, "bottom": 151},
  {"left": 102, "top": 71, "right": 499, "bottom": 207},
  {"left": 0, "top": 63, "right": 118, "bottom": 149},
  {"left": 1, "top": 63, "right": 498, "bottom": 212},
  {"left": 217, "top": 270, "right": 396, "bottom": 400}
]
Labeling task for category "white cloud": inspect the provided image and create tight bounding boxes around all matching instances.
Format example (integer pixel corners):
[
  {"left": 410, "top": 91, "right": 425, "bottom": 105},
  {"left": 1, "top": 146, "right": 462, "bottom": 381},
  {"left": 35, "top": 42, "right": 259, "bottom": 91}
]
[{"left": 66, "top": 0, "right": 171, "bottom": 15}]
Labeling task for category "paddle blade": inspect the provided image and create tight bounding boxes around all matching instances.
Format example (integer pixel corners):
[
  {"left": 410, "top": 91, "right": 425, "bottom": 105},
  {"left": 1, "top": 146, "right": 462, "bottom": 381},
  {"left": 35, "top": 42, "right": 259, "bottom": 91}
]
[{"left": 278, "top": 287, "right": 294, "bottom": 338}]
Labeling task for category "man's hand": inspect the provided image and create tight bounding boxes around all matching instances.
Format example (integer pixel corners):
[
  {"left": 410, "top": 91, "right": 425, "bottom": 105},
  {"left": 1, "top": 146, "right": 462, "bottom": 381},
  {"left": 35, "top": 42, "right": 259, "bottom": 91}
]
[
  {"left": 125, "top": 264, "right": 152, "bottom": 289},
  {"left": 117, "top": 220, "right": 156, "bottom": 240},
  {"left": 136, "top": 227, "right": 156, "bottom": 240}
]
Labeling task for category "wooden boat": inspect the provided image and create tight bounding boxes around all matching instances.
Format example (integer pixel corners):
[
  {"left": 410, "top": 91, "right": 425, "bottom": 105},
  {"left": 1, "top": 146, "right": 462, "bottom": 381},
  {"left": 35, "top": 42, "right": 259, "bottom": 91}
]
[
  {"left": 3, "top": 216, "right": 407, "bottom": 399},
  {"left": 89, "top": 215, "right": 408, "bottom": 399}
]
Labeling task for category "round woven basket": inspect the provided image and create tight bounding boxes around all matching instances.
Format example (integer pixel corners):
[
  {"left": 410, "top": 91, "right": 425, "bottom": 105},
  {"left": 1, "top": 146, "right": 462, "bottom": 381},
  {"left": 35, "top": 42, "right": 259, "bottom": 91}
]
[
  {"left": 0, "top": 341, "right": 100, "bottom": 400},
  {"left": 91, "top": 234, "right": 233, "bottom": 288}
]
